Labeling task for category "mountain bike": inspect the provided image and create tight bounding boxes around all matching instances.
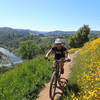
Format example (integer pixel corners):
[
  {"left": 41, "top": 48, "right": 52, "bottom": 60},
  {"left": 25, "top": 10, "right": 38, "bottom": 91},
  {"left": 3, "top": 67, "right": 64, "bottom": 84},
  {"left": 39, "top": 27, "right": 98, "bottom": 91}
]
[{"left": 45, "top": 58, "right": 71, "bottom": 100}]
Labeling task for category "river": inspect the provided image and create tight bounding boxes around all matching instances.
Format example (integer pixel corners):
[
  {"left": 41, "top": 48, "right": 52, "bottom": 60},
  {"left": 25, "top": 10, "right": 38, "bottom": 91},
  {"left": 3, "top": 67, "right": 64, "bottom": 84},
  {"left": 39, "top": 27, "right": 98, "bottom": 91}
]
[{"left": 0, "top": 47, "right": 22, "bottom": 67}]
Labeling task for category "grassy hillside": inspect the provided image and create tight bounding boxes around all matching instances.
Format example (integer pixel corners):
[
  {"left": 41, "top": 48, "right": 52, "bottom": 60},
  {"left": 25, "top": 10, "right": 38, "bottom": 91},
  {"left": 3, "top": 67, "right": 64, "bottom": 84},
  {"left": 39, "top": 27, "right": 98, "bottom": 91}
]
[
  {"left": 63, "top": 38, "right": 100, "bottom": 100},
  {"left": 0, "top": 56, "right": 52, "bottom": 100}
]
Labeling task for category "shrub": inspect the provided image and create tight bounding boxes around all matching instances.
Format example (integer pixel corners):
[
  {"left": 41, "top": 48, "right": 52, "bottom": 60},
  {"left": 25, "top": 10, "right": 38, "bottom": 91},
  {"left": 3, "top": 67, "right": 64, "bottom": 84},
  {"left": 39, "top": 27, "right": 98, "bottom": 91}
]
[
  {"left": 68, "top": 25, "right": 90, "bottom": 48},
  {"left": 18, "top": 40, "right": 40, "bottom": 59}
]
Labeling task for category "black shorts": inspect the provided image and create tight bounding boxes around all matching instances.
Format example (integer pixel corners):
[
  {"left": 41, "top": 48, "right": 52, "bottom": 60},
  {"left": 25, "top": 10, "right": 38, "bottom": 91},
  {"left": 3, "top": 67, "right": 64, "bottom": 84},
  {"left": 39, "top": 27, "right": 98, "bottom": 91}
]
[{"left": 54, "top": 57, "right": 65, "bottom": 60}]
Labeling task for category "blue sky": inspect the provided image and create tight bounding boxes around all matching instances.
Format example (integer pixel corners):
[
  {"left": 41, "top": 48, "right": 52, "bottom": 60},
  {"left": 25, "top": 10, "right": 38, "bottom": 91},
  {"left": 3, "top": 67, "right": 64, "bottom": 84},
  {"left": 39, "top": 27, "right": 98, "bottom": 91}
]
[{"left": 0, "top": 0, "right": 100, "bottom": 31}]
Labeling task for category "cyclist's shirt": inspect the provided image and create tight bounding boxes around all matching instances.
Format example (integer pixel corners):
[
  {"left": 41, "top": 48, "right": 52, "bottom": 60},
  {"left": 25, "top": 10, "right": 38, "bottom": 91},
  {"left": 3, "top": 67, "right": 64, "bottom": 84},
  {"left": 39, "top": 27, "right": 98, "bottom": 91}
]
[{"left": 52, "top": 46, "right": 67, "bottom": 60}]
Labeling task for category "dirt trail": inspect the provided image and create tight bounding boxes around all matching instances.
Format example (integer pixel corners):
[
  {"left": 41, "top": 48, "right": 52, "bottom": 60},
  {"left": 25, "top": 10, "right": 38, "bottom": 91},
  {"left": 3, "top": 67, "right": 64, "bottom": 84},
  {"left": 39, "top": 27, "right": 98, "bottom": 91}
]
[{"left": 36, "top": 51, "right": 78, "bottom": 100}]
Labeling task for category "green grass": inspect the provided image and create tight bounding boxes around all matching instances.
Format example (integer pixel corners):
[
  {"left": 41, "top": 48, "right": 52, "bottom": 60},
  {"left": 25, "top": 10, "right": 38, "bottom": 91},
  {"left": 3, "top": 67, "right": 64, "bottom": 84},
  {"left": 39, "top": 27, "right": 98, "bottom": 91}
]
[
  {"left": 61, "top": 53, "right": 82, "bottom": 100},
  {"left": 68, "top": 54, "right": 83, "bottom": 84},
  {"left": 0, "top": 56, "right": 52, "bottom": 100}
]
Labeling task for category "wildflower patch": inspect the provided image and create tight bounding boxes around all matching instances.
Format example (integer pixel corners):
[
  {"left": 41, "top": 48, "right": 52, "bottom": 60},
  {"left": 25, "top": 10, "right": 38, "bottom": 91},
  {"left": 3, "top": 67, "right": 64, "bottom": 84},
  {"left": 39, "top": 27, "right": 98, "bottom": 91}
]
[{"left": 63, "top": 38, "right": 100, "bottom": 100}]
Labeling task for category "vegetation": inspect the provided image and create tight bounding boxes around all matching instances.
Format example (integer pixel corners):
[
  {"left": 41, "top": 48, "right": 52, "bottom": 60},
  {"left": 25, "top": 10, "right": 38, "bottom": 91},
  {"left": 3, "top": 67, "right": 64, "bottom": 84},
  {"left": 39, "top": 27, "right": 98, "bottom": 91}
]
[
  {"left": 18, "top": 40, "right": 41, "bottom": 59},
  {"left": 0, "top": 56, "right": 52, "bottom": 100},
  {"left": 0, "top": 27, "right": 70, "bottom": 52},
  {"left": 63, "top": 38, "right": 100, "bottom": 100},
  {"left": 68, "top": 48, "right": 79, "bottom": 54},
  {"left": 0, "top": 25, "right": 100, "bottom": 100},
  {"left": 0, "top": 66, "right": 14, "bottom": 74},
  {"left": 68, "top": 25, "right": 90, "bottom": 48},
  {"left": 0, "top": 26, "right": 99, "bottom": 53},
  {"left": 88, "top": 33, "right": 100, "bottom": 40}
]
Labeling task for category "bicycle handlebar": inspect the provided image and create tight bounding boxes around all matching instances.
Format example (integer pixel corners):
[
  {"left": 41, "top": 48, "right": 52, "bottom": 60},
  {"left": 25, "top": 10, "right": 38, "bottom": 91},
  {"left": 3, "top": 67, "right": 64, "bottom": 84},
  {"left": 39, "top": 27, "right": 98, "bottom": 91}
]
[{"left": 45, "top": 57, "right": 71, "bottom": 62}]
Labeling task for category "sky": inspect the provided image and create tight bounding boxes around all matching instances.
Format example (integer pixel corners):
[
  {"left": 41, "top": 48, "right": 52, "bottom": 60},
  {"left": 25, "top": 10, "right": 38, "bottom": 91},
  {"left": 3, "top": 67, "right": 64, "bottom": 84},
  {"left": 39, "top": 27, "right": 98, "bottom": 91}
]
[{"left": 0, "top": 0, "right": 100, "bottom": 31}]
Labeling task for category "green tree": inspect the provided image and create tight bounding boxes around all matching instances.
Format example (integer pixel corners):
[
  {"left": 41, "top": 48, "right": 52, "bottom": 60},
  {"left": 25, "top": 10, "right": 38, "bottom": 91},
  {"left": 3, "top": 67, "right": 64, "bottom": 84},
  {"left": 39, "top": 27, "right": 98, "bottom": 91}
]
[
  {"left": 69, "top": 25, "right": 90, "bottom": 48},
  {"left": 19, "top": 40, "right": 40, "bottom": 59},
  {"left": 68, "top": 35, "right": 76, "bottom": 48}
]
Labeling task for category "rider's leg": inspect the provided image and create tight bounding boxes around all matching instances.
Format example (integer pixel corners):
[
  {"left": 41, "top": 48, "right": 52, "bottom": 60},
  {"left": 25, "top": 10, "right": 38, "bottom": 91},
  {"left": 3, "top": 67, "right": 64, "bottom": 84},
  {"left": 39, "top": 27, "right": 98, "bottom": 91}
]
[
  {"left": 52, "top": 61, "right": 56, "bottom": 72},
  {"left": 59, "top": 61, "right": 64, "bottom": 74}
]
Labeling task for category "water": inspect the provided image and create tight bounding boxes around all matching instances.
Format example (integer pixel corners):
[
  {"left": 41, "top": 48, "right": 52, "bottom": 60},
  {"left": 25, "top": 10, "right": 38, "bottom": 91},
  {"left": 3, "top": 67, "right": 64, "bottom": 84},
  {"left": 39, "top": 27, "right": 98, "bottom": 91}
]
[{"left": 0, "top": 47, "right": 22, "bottom": 66}]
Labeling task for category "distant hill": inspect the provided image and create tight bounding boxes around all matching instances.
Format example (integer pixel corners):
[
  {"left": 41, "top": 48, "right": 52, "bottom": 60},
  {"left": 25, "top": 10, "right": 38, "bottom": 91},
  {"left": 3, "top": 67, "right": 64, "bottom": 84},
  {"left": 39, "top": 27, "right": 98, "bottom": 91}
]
[
  {"left": 0, "top": 27, "right": 100, "bottom": 35},
  {"left": 0, "top": 27, "right": 33, "bottom": 36},
  {"left": 91, "top": 31, "right": 100, "bottom": 34},
  {"left": 45, "top": 30, "right": 75, "bottom": 35},
  {"left": 0, "top": 27, "right": 75, "bottom": 35},
  {"left": 0, "top": 27, "right": 73, "bottom": 51}
]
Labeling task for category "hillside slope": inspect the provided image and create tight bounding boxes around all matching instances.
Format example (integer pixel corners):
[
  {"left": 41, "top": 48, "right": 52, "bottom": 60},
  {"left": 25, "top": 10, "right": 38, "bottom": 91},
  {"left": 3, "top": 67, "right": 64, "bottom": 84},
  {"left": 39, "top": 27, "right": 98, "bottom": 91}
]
[
  {"left": 63, "top": 38, "right": 100, "bottom": 100},
  {"left": 0, "top": 56, "right": 52, "bottom": 100}
]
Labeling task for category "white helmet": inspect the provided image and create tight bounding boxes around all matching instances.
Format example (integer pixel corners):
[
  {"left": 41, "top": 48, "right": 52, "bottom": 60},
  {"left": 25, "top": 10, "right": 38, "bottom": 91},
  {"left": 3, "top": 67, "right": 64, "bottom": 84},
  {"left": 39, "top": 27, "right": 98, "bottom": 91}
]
[{"left": 55, "top": 38, "right": 62, "bottom": 44}]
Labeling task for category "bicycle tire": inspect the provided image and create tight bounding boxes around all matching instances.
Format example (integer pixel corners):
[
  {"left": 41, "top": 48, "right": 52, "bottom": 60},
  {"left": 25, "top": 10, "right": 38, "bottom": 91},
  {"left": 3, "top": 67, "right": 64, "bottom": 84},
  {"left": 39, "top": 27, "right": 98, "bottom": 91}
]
[
  {"left": 49, "top": 71, "right": 57, "bottom": 100},
  {"left": 58, "top": 78, "right": 68, "bottom": 89}
]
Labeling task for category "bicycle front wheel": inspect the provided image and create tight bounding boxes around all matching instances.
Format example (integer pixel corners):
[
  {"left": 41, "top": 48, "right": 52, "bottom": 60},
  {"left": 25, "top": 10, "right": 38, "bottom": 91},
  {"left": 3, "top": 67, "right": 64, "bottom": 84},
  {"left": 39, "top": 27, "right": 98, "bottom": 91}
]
[{"left": 49, "top": 71, "right": 57, "bottom": 100}]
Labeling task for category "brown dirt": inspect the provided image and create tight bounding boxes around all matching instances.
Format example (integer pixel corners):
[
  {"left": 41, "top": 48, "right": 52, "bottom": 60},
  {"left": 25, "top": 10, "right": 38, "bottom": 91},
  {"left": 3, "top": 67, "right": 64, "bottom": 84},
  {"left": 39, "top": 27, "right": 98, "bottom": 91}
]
[{"left": 36, "top": 51, "right": 78, "bottom": 100}]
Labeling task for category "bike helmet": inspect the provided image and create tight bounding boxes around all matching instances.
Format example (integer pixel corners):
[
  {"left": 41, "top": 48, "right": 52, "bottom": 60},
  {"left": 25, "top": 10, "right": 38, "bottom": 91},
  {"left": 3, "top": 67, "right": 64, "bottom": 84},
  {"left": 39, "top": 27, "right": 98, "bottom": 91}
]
[{"left": 55, "top": 38, "right": 62, "bottom": 44}]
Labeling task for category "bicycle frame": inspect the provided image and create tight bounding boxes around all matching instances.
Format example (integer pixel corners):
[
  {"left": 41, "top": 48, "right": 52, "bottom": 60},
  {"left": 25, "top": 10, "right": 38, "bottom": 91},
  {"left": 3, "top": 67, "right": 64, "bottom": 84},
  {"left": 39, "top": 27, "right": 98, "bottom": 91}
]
[
  {"left": 48, "top": 59, "right": 63, "bottom": 100},
  {"left": 45, "top": 57, "right": 70, "bottom": 100},
  {"left": 54, "top": 60, "right": 62, "bottom": 78}
]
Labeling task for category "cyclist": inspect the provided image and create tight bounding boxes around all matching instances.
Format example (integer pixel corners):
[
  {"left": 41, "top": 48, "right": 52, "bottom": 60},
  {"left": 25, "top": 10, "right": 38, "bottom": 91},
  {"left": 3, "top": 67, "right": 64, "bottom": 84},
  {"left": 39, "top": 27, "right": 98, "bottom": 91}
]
[{"left": 45, "top": 38, "right": 69, "bottom": 74}]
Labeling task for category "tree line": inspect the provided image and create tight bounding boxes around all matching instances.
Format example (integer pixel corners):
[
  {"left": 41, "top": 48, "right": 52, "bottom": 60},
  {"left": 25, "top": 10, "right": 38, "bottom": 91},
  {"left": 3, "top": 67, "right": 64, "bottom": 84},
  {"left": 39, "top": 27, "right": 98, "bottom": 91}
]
[
  {"left": 17, "top": 25, "right": 100, "bottom": 60},
  {"left": 0, "top": 25, "right": 100, "bottom": 60}
]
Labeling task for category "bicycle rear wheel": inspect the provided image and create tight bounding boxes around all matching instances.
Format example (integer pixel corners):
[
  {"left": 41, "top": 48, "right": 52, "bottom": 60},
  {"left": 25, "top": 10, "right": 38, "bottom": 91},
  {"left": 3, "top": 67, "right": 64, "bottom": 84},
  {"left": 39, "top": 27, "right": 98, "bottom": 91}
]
[
  {"left": 49, "top": 71, "right": 57, "bottom": 100},
  {"left": 58, "top": 78, "right": 68, "bottom": 89}
]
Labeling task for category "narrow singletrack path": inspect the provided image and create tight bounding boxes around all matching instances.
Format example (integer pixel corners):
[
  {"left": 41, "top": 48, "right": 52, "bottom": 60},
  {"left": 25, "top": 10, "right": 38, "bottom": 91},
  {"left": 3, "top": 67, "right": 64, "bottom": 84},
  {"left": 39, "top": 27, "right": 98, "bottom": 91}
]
[{"left": 36, "top": 51, "right": 78, "bottom": 100}]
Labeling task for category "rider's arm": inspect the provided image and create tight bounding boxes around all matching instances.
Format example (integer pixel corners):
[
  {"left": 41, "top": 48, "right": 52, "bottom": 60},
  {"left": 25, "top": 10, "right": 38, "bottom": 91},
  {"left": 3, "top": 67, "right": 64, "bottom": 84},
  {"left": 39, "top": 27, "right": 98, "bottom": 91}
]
[
  {"left": 67, "top": 52, "right": 70, "bottom": 59},
  {"left": 64, "top": 50, "right": 70, "bottom": 59},
  {"left": 45, "top": 49, "right": 53, "bottom": 58}
]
